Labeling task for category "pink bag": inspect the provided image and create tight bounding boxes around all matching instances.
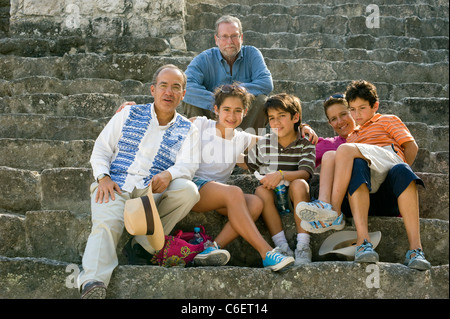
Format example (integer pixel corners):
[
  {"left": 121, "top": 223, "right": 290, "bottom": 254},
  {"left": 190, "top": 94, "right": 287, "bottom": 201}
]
[{"left": 151, "top": 225, "right": 212, "bottom": 267}]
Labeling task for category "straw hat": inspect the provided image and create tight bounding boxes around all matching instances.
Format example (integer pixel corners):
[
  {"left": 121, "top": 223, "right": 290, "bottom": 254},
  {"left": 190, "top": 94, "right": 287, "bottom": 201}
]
[
  {"left": 124, "top": 184, "right": 165, "bottom": 251},
  {"left": 319, "top": 231, "right": 381, "bottom": 260}
]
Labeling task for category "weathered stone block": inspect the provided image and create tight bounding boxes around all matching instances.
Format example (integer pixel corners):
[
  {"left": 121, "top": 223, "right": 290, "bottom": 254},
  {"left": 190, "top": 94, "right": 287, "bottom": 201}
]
[
  {"left": 1, "top": 257, "right": 448, "bottom": 299},
  {"left": 22, "top": 0, "right": 62, "bottom": 16},
  {"left": 40, "top": 168, "right": 92, "bottom": 214},
  {"left": 0, "top": 139, "right": 93, "bottom": 171},
  {"left": 417, "top": 173, "right": 449, "bottom": 220},
  {"left": 0, "top": 213, "right": 26, "bottom": 256},
  {"left": 0, "top": 114, "right": 105, "bottom": 140},
  {"left": 1, "top": 93, "right": 64, "bottom": 114},
  {"left": 57, "top": 93, "right": 123, "bottom": 118},
  {"left": 24, "top": 210, "right": 90, "bottom": 262},
  {"left": 0, "top": 167, "right": 40, "bottom": 212},
  {"left": 266, "top": 59, "right": 337, "bottom": 82}
]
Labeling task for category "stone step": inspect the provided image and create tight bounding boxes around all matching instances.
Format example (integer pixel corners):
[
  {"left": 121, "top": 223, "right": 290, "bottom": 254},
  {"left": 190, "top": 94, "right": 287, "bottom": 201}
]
[
  {"left": 0, "top": 137, "right": 447, "bottom": 174},
  {"left": 1, "top": 93, "right": 448, "bottom": 126},
  {"left": 0, "top": 114, "right": 107, "bottom": 140},
  {"left": 0, "top": 76, "right": 151, "bottom": 96},
  {"left": 186, "top": 12, "right": 449, "bottom": 38},
  {"left": 1, "top": 109, "right": 447, "bottom": 150},
  {"left": 2, "top": 76, "right": 448, "bottom": 105},
  {"left": 0, "top": 168, "right": 447, "bottom": 220},
  {"left": 259, "top": 47, "right": 448, "bottom": 64},
  {"left": 185, "top": 30, "right": 449, "bottom": 63},
  {"left": 0, "top": 138, "right": 93, "bottom": 171},
  {"left": 187, "top": 3, "right": 449, "bottom": 20},
  {"left": 186, "top": 29, "right": 449, "bottom": 57},
  {"left": 0, "top": 54, "right": 193, "bottom": 83},
  {"left": 264, "top": 59, "right": 449, "bottom": 87},
  {"left": 0, "top": 92, "right": 125, "bottom": 119},
  {"left": 0, "top": 208, "right": 448, "bottom": 267},
  {"left": 217, "top": 0, "right": 448, "bottom": 7},
  {"left": 1, "top": 53, "right": 449, "bottom": 88},
  {"left": 0, "top": 256, "right": 447, "bottom": 299},
  {"left": 0, "top": 36, "right": 172, "bottom": 57},
  {"left": 272, "top": 80, "right": 449, "bottom": 104}
]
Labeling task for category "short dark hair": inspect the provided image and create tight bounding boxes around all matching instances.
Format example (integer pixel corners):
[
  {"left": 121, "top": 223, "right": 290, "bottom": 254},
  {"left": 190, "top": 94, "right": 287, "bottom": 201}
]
[
  {"left": 345, "top": 80, "right": 378, "bottom": 108},
  {"left": 323, "top": 94, "right": 349, "bottom": 120},
  {"left": 264, "top": 93, "right": 302, "bottom": 131},
  {"left": 152, "top": 64, "right": 187, "bottom": 90}
]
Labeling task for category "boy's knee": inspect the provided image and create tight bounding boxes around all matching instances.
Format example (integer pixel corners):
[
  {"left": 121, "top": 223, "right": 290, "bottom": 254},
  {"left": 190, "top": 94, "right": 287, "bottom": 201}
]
[
  {"left": 255, "top": 185, "right": 270, "bottom": 199},
  {"left": 336, "top": 143, "right": 358, "bottom": 158},
  {"left": 322, "top": 150, "right": 336, "bottom": 162},
  {"left": 290, "top": 178, "right": 309, "bottom": 189},
  {"left": 289, "top": 179, "right": 310, "bottom": 196},
  {"left": 250, "top": 195, "right": 264, "bottom": 215},
  {"left": 227, "top": 185, "right": 245, "bottom": 197}
]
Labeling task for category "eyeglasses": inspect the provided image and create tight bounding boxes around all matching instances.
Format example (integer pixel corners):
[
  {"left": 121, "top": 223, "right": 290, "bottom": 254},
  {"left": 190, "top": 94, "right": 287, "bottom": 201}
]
[
  {"left": 220, "top": 84, "right": 246, "bottom": 94},
  {"left": 325, "top": 93, "right": 345, "bottom": 101},
  {"left": 216, "top": 34, "right": 241, "bottom": 41}
]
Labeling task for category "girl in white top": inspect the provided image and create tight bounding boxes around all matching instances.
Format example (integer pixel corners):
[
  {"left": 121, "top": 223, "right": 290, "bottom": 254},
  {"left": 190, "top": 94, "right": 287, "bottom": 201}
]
[{"left": 190, "top": 84, "right": 294, "bottom": 271}]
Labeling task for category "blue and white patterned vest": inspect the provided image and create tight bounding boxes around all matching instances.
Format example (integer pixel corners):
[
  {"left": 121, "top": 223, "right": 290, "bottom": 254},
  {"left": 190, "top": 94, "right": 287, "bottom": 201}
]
[{"left": 109, "top": 103, "right": 192, "bottom": 188}]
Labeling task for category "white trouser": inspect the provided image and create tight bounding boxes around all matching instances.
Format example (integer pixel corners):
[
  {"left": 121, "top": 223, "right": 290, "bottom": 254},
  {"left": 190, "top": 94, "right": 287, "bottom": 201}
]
[{"left": 78, "top": 178, "right": 199, "bottom": 288}]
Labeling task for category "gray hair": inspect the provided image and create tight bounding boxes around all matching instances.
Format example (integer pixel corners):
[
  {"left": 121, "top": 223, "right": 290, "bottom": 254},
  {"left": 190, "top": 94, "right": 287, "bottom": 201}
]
[
  {"left": 215, "top": 15, "right": 243, "bottom": 35},
  {"left": 152, "top": 64, "right": 187, "bottom": 90}
]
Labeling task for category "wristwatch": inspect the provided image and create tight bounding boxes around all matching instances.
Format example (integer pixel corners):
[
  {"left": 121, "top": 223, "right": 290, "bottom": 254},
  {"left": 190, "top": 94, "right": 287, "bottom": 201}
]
[{"left": 97, "top": 173, "right": 110, "bottom": 182}]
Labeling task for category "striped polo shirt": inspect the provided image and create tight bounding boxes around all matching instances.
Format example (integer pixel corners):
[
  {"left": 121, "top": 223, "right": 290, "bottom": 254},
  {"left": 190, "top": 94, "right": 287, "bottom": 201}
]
[
  {"left": 347, "top": 113, "right": 414, "bottom": 162},
  {"left": 244, "top": 132, "right": 316, "bottom": 179}
]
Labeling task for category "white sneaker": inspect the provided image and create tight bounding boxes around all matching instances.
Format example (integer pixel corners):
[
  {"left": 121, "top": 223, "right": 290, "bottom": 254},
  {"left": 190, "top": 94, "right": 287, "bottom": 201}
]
[
  {"left": 296, "top": 199, "right": 338, "bottom": 223},
  {"left": 294, "top": 244, "right": 312, "bottom": 266}
]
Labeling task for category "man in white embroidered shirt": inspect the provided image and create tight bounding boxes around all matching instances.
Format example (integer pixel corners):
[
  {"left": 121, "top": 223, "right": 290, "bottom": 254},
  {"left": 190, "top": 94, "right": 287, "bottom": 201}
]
[{"left": 78, "top": 64, "right": 200, "bottom": 299}]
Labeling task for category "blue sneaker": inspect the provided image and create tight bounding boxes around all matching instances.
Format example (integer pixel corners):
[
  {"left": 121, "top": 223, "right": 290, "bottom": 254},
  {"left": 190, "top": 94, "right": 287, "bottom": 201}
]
[
  {"left": 354, "top": 239, "right": 379, "bottom": 263},
  {"left": 193, "top": 241, "right": 230, "bottom": 266},
  {"left": 296, "top": 199, "right": 338, "bottom": 222},
  {"left": 300, "top": 213, "right": 345, "bottom": 234},
  {"left": 404, "top": 248, "right": 431, "bottom": 271},
  {"left": 263, "top": 248, "right": 295, "bottom": 271}
]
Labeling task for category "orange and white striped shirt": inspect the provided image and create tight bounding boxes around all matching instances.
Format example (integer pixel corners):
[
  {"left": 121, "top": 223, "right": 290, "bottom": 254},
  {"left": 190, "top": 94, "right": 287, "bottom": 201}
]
[{"left": 347, "top": 113, "right": 414, "bottom": 162}]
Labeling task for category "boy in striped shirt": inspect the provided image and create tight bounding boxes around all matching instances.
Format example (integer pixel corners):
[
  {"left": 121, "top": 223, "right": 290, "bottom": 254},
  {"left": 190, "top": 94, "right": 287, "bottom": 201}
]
[
  {"left": 297, "top": 80, "right": 431, "bottom": 270},
  {"left": 244, "top": 93, "right": 316, "bottom": 265}
]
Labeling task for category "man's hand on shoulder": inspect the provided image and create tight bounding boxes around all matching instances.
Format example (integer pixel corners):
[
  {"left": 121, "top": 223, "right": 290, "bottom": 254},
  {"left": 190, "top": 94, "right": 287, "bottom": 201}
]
[{"left": 116, "top": 101, "right": 136, "bottom": 113}]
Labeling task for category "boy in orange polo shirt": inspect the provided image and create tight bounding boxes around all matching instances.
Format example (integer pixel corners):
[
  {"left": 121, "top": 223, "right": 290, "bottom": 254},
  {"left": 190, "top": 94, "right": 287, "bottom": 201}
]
[{"left": 296, "top": 80, "right": 431, "bottom": 270}]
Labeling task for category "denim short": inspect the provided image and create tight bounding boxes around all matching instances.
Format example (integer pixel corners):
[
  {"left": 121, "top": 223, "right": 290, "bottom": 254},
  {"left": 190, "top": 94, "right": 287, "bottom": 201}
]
[
  {"left": 343, "top": 159, "right": 425, "bottom": 217},
  {"left": 192, "top": 177, "right": 213, "bottom": 191}
]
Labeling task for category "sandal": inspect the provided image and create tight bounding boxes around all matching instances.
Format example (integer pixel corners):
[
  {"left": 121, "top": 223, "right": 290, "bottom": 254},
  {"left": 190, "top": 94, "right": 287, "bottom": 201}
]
[
  {"left": 404, "top": 248, "right": 431, "bottom": 271},
  {"left": 296, "top": 199, "right": 338, "bottom": 222},
  {"left": 300, "top": 213, "right": 345, "bottom": 234},
  {"left": 354, "top": 239, "right": 379, "bottom": 263}
]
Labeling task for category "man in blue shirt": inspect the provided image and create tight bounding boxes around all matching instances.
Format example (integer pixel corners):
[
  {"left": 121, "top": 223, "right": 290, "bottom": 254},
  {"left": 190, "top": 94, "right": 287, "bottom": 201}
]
[{"left": 182, "top": 15, "right": 273, "bottom": 133}]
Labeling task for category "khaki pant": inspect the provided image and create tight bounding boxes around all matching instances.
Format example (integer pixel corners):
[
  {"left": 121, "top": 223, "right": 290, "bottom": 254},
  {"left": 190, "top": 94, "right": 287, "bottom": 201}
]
[
  {"left": 78, "top": 178, "right": 199, "bottom": 288},
  {"left": 181, "top": 94, "right": 267, "bottom": 133}
]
